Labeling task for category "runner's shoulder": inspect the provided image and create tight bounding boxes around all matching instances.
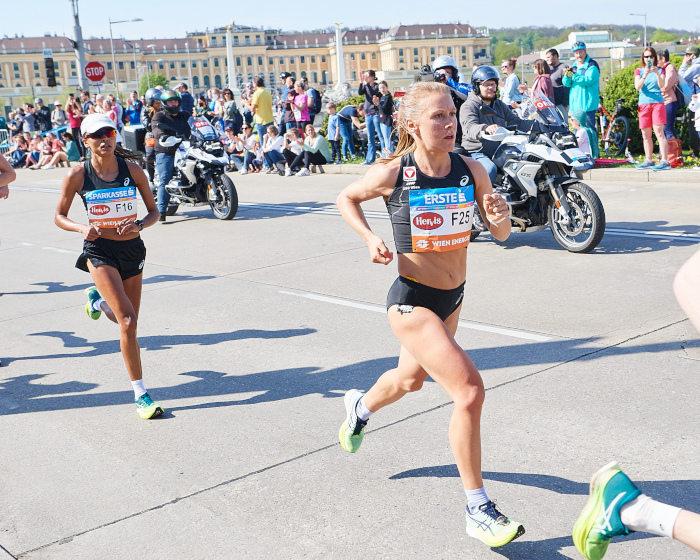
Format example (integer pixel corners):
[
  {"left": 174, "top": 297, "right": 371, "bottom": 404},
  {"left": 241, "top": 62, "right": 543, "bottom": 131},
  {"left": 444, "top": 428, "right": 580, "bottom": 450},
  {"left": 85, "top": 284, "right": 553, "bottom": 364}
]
[
  {"left": 63, "top": 162, "right": 86, "bottom": 188},
  {"left": 363, "top": 157, "right": 401, "bottom": 187}
]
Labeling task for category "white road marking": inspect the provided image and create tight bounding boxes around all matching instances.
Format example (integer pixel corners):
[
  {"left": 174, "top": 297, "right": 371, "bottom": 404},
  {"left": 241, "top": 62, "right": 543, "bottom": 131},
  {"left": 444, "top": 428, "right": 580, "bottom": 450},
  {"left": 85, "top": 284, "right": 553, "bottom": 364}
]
[
  {"left": 279, "top": 290, "right": 551, "bottom": 342},
  {"left": 42, "top": 246, "right": 80, "bottom": 255}
]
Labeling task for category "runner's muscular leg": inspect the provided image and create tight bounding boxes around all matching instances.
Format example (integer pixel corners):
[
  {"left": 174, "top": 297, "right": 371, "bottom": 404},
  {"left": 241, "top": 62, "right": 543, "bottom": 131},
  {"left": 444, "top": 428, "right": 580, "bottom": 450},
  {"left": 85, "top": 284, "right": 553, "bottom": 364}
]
[
  {"left": 87, "top": 262, "right": 143, "bottom": 381},
  {"left": 386, "top": 305, "right": 484, "bottom": 490}
]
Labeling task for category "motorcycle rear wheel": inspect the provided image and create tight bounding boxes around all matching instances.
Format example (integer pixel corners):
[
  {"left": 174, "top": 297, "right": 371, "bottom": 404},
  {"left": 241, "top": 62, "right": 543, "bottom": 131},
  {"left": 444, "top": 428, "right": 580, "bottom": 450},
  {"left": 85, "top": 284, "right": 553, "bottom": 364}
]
[
  {"left": 209, "top": 173, "right": 239, "bottom": 220},
  {"left": 548, "top": 182, "right": 605, "bottom": 253}
]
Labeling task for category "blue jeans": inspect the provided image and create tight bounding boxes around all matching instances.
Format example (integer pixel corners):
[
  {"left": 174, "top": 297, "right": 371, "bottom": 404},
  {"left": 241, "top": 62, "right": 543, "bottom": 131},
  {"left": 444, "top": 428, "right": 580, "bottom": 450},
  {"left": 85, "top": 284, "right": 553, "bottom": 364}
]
[
  {"left": 664, "top": 101, "right": 679, "bottom": 139},
  {"left": 255, "top": 121, "right": 273, "bottom": 144},
  {"left": 470, "top": 152, "right": 497, "bottom": 183},
  {"left": 586, "top": 110, "right": 597, "bottom": 131},
  {"left": 155, "top": 152, "right": 175, "bottom": 214},
  {"left": 365, "top": 113, "right": 379, "bottom": 163},
  {"left": 229, "top": 154, "right": 244, "bottom": 170},
  {"left": 378, "top": 122, "right": 393, "bottom": 155},
  {"left": 263, "top": 149, "right": 284, "bottom": 168},
  {"left": 338, "top": 120, "right": 355, "bottom": 159}
]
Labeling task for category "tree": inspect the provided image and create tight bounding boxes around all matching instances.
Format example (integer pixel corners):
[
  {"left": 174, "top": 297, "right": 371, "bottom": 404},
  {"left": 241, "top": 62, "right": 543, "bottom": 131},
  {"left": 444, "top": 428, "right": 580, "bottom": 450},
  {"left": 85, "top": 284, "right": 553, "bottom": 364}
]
[
  {"left": 139, "top": 73, "right": 169, "bottom": 96},
  {"left": 493, "top": 42, "right": 521, "bottom": 64},
  {"left": 651, "top": 29, "right": 678, "bottom": 44}
]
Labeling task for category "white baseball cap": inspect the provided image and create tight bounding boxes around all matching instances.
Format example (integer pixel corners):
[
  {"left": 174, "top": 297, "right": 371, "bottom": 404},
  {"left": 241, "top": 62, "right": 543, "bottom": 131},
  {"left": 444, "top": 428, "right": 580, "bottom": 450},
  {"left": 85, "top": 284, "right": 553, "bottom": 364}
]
[{"left": 80, "top": 113, "right": 116, "bottom": 137}]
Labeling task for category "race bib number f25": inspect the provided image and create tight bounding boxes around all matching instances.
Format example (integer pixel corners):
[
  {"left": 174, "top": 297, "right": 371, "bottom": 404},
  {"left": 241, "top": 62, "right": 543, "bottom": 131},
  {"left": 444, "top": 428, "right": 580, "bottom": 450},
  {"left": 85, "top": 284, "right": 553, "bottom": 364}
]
[
  {"left": 85, "top": 187, "right": 138, "bottom": 228},
  {"left": 409, "top": 185, "right": 474, "bottom": 252}
]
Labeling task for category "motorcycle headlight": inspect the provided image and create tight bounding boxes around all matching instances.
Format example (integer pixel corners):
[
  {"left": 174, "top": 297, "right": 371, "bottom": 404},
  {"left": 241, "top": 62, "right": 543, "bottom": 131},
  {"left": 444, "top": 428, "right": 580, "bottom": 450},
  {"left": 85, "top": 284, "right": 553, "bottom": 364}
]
[{"left": 554, "top": 133, "right": 576, "bottom": 149}]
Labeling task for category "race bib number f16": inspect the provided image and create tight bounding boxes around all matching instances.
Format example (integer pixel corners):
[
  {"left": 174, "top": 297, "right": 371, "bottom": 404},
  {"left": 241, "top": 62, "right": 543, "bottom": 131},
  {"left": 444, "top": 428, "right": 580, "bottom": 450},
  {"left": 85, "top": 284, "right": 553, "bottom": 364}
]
[
  {"left": 409, "top": 185, "right": 474, "bottom": 252},
  {"left": 85, "top": 187, "right": 138, "bottom": 228}
]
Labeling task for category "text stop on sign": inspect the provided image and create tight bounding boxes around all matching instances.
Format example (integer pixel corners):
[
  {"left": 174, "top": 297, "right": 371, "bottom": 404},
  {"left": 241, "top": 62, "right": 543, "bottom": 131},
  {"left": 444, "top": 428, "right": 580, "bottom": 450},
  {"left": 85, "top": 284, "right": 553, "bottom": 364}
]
[{"left": 84, "top": 61, "right": 106, "bottom": 82}]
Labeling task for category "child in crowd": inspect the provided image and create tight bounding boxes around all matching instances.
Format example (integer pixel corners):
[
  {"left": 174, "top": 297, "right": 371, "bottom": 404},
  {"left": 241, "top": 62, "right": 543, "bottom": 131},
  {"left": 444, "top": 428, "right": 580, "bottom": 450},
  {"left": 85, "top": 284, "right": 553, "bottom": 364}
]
[
  {"left": 262, "top": 125, "right": 284, "bottom": 173},
  {"left": 326, "top": 102, "right": 341, "bottom": 164},
  {"left": 570, "top": 109, "right": 598, "bottom": 160}
]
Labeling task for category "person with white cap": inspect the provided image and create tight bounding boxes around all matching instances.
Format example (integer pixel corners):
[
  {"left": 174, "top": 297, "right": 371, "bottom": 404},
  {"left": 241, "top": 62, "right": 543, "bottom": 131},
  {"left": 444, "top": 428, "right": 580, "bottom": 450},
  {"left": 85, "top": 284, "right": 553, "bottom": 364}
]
[
  {"left": 51, "top": 101, "right": 68, "bottom": 130},
  {"left": 54, "top": 113, "right": 164, "bottom": 420}
]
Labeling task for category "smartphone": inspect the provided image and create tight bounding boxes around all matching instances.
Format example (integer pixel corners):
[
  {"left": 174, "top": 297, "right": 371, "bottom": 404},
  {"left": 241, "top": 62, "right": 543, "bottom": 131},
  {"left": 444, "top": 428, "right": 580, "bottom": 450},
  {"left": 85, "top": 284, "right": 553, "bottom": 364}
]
[{"left": 647, "top": 59, "right": 652, "bottom": 69}]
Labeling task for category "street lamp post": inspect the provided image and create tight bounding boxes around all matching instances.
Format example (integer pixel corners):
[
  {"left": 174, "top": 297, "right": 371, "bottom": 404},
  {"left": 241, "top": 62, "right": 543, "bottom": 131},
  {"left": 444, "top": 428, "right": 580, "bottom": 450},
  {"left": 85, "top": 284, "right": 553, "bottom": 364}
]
[
  {"left": 109, "top": 17, "right": 142, "bottom": 100},
  {"left": 122, "top": 39, "right": 140, "bottom": 91},
  {"left": 630, "top": 13, "right": 647, "bottom": 47}
]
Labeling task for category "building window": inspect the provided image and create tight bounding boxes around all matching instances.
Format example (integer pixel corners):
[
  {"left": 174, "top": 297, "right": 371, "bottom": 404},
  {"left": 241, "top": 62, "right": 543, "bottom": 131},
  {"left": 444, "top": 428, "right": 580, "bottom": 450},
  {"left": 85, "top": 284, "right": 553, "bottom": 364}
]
[
  {"left": 71, "top": 71, "right": 76, "bottom": 76},
  {"left": 414, "top": 48, "right": 418, "bottom": 55},
  {"left": 301, "top": 71, "right": 306, "bottom": 78},
  {"left": 202, "top": 59, "right": 208, "bottom": 68},
  {"left": 312, "top": 70, "right": 317, "bottom": 83},
  {"left": 255, "top": 35, "right": 261, "bottom": 45},
  {"left": 247, "top": 57, "right": 252, "bottom": 66},
  {"left": 71, "top": 61, "right": 76, "bottom": 69},
  {"left": 214, "top": 58, "right": 219, "bottom": 67},
  {"left": 130, "top": 61, "right": 135, "bottom": 69},
  {"left": 222, "top": 36, "right": 226, "bottom": 46},
  {"left": 361, "top": 52, "right": 366, "bottom": 60},
  {"left": 352, "top": 71, "right": 357, "bottom": 81},
  {"left": 322, "top": 70, "right": 327, "bottom": 84},
  {"left": 13, "top": 63, "right": 19, "bottom": 71},
  {"left": 447, "top": 46, "right": 452, "bottom": 54},
  {"left": 234, "top": 36, "right": 239, "bottom": 46},
  {"left": 372, "top": 52, "right": 376, "bottom": 59},
  {"left": 322, "top": 55, "right": 326, "bottom": 62},
  {"left": 269, "top": 57, "right": 273, "bottom": 65},
  {"left": 300, "top": 56, "right": 305, "bottom": 63},
  {"left": 204, "top": 75, "right": 210, "bottom": 87},
  {"left": 107, "top": 62, "right": 112, "bottom": 70},
  {"left": 290, "top": 56, "right": 294, "bottom": 63},
  {"left": 215, "top": 74, "right": 222, "bottom": 88},
  {"left": 258, "top": 56, "right": 263, "bottom": 66},
  {"left": 170, "top": 61, "right": 175, "bottom": 69},
  {"left": 350, "top": 53, "right": 355, "bottom": 60},
  {"left": 33, "top": 62, "right": 39, "bottom": 70},
  {"left": 193, "top": 75, "right": 199, "bottom": 88},
  {"left": 462, "top": 55, "right": 467, "bottom": 60},
  {"left": 198, "top": 39, "right": 203, "bottom": 47},
  {"left": 211, "top": 37, "right": 217, "bottom": 46},
  {"left": 462, "top": 46, "right": 466, "bottom": 53},
  {"left": 414, "top": 57, "right": 419, "bottom": 63},
  {"left": 236, "top": 57, "right": 241, "bottom": 66},
  {"left": 34, "top": 72, "right": 40, "bottom": 78},
  {"left": 245, "top": 35, "right": 250, "bottom": 45},
  {"left": 181, "top": 61, "right": 186, "bottom": 68},
  {"left": 118, "top": 61, "right": 124, "bottom": 69},
  {"left": 192, "top": 61, "right": 197, "bottom": 68},
  {"left": 159, "top": 61, "right": 164, "bottom": 69},
  {"left": 399, "top": 48, "right": 404, "bottom": 56},
  {"left": 430, "top": 47, "right": 435, "bottom": 56},
  {"left": 311, "top": 55, "right": 315, "bottom": 63},
  {"left": 399, "top": 57, "right": 404, "bottom": 63}
]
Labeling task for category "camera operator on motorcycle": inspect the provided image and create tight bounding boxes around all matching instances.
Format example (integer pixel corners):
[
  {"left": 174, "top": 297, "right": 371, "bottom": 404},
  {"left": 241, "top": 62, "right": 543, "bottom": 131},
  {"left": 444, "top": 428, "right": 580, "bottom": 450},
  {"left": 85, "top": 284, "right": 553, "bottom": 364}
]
[
  {"left": 460, "top": 65, "right": 545, "bottom": 183},
  {"left": 140, "top": 88, "right": 162, "bottom": 189},
  {"left": 152, "top": 89, "right": 191, "bottom": 222},
  {"left": 431, "top": 56, "right": 472, "bottom": 153}
]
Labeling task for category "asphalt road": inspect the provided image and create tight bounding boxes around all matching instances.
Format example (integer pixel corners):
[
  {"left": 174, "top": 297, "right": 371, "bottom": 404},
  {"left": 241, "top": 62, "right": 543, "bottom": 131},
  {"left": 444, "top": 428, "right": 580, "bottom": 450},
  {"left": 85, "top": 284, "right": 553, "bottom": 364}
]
[{"left": 1, "top": 167, "right": 699, "bottom": 559}]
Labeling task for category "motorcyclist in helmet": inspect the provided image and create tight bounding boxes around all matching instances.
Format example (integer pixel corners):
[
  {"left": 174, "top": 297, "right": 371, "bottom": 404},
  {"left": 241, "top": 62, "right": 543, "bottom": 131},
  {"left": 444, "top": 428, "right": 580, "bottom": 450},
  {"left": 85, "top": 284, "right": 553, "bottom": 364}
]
[
  {"left": 151, "top": 89, "right": 191, "bottom": 221},
  {"left": 460, "top": 65, "right": 544, "bottom": 183},
  {"left": 432, "top": 55, "right": 473, "bottom": 153},
  {"left": 140, "top": 88, "right": 162, "bottom": 187}
]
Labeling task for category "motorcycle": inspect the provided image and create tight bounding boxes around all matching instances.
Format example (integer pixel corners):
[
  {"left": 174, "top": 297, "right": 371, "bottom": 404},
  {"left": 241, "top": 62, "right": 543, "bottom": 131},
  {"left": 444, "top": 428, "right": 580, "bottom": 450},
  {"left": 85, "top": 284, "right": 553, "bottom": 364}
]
[
  {"left": 154, "top": 117, "right": 239, "bottom": 220},
  {"left": 474, "top": 93, "right": 605, "bottom": 253}
]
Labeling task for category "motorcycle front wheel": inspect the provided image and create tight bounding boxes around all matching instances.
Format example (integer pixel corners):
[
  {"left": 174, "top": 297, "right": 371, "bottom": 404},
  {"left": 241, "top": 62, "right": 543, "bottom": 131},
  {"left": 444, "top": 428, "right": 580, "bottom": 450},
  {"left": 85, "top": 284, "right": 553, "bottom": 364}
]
[
  {"left": 209, "top": 173, "right": 239, "bottom": 220},
  {"left": 548, "top": 182, "right": 605, "bottom": 253}
]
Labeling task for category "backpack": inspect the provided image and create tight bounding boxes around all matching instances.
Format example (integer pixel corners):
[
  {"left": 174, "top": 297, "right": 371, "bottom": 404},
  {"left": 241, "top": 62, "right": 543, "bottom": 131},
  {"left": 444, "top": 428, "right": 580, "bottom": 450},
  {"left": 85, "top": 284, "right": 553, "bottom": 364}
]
[
  {"left": 234, "top": 110, "right": 244, "bottom": 135},
  {"left": 667, "top": 137, "right": 684, "bottom": 167},
  {"left": 308, "top": 88, "right": 321, "bottom": 113},
  {"left": 674, "top": 84, "right": 687, "bottom": 109}
]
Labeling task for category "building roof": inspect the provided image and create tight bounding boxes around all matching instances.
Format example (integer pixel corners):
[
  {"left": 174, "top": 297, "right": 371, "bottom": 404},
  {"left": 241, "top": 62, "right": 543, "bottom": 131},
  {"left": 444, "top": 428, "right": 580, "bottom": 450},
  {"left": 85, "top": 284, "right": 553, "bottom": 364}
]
[
  {"left": 384, "top": 23, "right": 484, "bottom": 39},
  {"left": 0, "top": 35, "right": 202, "bottom": 55},
  {"left": 271, "top": 33, "right": 333, "bottom": 48}
]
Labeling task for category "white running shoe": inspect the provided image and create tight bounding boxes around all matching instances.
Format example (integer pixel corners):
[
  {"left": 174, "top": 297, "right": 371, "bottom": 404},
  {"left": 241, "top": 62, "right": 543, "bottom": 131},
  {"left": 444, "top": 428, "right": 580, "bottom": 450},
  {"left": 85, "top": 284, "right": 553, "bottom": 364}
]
[
  {"left": 296, "top": 168, "right": 311, "bottom": 177},
  {"left": 285, "top": 168, "right": 292, "bottom": 177}
]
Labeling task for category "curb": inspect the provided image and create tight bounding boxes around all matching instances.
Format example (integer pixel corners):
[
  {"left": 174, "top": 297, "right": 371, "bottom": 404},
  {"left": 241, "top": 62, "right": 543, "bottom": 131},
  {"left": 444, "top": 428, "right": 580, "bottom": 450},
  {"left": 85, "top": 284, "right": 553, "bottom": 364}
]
[{"left": 312, "top": 163, "right": 700, "bottom": 182}]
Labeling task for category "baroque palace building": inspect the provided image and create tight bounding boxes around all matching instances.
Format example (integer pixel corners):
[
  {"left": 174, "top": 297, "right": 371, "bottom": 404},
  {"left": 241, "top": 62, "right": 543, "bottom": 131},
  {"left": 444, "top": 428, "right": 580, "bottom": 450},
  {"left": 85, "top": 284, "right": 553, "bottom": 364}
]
[{"left": 0, "top": 22, "right": 490, "bottom": 109}]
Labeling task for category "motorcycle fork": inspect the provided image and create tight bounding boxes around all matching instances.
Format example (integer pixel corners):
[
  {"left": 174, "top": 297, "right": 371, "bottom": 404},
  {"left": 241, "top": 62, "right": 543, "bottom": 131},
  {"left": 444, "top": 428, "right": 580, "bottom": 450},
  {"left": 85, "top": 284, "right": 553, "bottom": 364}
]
[{"left": 542, "top": 166, "right": 573, "bottom": 224}]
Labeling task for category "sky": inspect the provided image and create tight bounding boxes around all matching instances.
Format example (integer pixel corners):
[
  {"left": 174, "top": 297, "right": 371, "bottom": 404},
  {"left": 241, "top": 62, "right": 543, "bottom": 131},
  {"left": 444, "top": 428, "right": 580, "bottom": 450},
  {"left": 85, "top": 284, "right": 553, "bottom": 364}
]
[{"left": 2, "top": 0, "right": 698, "bottom": 41}]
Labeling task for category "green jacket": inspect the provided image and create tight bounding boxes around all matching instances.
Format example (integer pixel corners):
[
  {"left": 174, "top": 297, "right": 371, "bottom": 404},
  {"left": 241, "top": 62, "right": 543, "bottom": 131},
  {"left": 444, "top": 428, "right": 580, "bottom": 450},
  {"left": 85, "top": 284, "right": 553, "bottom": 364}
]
[
  {"left": 562, "top": 55, "right": 600, "bottom": 113},
  {"left": 303, "top": 134, "right": 331, "bottom": 162}
]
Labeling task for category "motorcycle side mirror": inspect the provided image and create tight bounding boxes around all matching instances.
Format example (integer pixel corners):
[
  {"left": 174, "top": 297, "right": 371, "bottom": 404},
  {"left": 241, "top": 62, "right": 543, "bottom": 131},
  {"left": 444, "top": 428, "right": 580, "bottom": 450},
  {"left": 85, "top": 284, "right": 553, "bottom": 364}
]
[{"left": 479, "top": 105, "right": 498, "bottom": 117}]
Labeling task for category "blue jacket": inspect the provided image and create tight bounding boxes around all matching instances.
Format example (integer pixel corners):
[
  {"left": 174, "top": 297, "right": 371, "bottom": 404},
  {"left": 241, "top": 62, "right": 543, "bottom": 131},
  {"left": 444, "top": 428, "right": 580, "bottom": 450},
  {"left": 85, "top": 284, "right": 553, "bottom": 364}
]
[{"left": 562, "top": 55, "right": 600, "bottom": 113}]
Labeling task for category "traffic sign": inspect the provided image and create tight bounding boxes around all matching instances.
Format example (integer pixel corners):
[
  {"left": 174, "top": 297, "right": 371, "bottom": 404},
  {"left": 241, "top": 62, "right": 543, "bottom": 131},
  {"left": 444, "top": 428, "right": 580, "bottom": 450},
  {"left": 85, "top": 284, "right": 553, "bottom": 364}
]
[{"left": 85, "top": 61, "right": 106, "bottom": 83}]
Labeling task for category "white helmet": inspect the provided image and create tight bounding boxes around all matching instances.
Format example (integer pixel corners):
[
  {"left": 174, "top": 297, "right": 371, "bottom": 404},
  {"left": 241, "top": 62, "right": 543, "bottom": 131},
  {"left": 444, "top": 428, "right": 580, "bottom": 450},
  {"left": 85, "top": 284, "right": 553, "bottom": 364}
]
[{"left": 432, "top": 55, "right": 464, "bottom": 83}]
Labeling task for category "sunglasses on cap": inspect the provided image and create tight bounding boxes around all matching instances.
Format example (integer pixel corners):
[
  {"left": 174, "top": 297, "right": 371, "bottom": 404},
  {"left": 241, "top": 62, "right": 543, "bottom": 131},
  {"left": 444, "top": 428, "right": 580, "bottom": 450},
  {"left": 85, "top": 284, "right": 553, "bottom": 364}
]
[{"left": 84, "top": 128, "right": 117, "bottom": 140}]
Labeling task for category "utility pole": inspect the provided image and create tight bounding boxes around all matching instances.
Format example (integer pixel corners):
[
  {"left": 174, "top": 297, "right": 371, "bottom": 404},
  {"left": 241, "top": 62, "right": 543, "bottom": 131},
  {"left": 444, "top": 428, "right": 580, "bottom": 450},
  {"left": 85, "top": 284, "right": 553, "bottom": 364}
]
[{"left": 69, "top": 0, "right": 88, "bottom": 90}]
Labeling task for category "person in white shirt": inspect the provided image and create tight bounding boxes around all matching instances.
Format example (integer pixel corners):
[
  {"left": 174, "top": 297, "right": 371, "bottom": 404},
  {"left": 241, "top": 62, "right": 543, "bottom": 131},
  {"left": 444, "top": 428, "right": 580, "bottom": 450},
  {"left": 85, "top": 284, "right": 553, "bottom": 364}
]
[
  {"left": 262, "top": 125, "right": 284, "bottom": 173},
  {"left": 688, "top": 79, "right": 700, "bottom": 169}
]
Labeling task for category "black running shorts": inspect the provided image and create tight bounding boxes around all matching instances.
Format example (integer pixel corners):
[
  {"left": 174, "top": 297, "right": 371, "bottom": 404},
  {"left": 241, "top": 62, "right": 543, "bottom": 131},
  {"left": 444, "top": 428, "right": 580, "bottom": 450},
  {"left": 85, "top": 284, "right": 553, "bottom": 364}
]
[
  {"left": 386, "top": 276, "right": 465, "bottom": 322},
  {"left": 76, "top": 236, "right": 146, "bottom": 281}
]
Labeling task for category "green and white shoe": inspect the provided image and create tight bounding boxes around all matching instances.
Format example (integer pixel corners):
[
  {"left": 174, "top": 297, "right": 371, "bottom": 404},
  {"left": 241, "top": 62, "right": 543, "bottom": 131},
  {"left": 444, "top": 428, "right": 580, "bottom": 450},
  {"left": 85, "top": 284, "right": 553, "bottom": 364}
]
[
  {"left": 573, "top": 461, "right": 642, "bottom": 560},
  {"left": 339, "top": 389, "right": 367, "bottom": 453},
  {"left": 135, "top": 392, "right": 164, "bottom": 419},
  {"left": 84, "top": 286, "right": 102, "bottom": 320},
  {"left": 466, "top": 501, "right": 525, "bottom": 547}
]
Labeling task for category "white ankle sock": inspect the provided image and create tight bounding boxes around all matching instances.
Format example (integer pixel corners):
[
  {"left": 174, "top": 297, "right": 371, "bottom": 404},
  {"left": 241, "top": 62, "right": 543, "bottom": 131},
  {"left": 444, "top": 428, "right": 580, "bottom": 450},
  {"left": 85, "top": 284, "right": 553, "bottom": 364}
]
[
  {"left": 465, "top": 486, "right": 490, "bottom": 514},
  {"left": 131, "top": 379, "right": 147, "bottom": 399},
  {"left": 355, "top": 397, "right": 373, "bottom": 421},
  {"left": 620, "top": 495, "right": 681, "bottom": 539},
  {"left": 94, "top": 298, "right": 106, "bottom": 312}
]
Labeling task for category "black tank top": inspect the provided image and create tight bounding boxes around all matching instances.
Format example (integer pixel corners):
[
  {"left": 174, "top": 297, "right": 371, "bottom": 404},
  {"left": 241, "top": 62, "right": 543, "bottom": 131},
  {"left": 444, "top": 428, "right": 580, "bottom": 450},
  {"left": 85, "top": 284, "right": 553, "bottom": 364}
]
[
  {"left": 386, "top": 152, "right": 475, "bottom": 254},
  {"left": 79, "top": 157, "right": 136, "bottom": 209}
]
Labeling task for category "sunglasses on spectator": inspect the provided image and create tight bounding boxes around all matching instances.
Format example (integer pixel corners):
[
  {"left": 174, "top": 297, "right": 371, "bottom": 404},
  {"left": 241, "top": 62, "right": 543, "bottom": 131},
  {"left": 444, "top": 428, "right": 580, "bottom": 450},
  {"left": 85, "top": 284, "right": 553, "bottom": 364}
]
[
  {"left": 84, "top": 128, "right": 117, "bottom": 140},
  {"left": 644, "top": 55, "right": 653, "bottom": 59}
]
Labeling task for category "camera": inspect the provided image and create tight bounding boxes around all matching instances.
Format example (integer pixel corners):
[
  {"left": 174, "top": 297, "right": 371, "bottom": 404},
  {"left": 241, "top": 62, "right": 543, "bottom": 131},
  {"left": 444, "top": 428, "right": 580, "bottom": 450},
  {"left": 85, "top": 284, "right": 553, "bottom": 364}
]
[{"left": 414, "top": 64, "right": 439, "bottom": 83}]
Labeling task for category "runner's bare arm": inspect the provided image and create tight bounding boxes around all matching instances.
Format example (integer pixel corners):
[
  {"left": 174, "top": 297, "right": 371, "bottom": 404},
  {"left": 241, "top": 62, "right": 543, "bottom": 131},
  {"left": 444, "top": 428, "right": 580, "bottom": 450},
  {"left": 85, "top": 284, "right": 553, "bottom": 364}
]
[
  {"left": 54, "top": 165, "right": 101, "bottom": 240},
  {"left": 464, "top": 157, "right": 511, "bottom": 242},
  {"left": 116, "top": 162, "right": 160, "bottom": 235},
  {"left": 0, "top": 156, "right": 16, "bottom": 195},
  {"left": 337, "top": 161, "right": 399, "bottom": 265}
]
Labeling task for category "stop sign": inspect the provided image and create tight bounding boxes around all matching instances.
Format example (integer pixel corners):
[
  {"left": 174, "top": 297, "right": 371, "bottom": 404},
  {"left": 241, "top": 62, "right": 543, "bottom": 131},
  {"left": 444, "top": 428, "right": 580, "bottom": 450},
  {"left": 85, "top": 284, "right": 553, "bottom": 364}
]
[{"left": 84, "top": 61, "right": 106, "bottom": 82}]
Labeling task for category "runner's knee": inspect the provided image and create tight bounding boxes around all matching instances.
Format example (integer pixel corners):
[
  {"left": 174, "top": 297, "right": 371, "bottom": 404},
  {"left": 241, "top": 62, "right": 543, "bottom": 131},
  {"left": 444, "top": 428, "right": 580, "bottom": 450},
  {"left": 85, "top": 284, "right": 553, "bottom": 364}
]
[
  {"left": 452, "top": 382, "right": 485, "bottom": 413},
  {"left": 398, "top": 375, "right": 425, "bottom": 393},
  {"left": 118, "top": 313, "right": 138, "bottom": 337}
]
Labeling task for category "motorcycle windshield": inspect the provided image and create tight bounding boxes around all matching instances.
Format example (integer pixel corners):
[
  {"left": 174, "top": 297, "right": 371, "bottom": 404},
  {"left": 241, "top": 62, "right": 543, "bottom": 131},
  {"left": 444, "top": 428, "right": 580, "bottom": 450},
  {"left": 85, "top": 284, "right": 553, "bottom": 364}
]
[
  {"left": 521, "top": 93, "right": 566, "bottom": 128},
  {"left": 190, "top": 116, "right": 219, "bottom": 141}
]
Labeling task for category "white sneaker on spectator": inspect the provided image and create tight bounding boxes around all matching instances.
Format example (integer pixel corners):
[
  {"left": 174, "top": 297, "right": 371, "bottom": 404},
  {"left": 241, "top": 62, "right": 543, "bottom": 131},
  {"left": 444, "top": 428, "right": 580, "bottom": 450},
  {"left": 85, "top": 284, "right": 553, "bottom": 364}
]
[
  {"left": 296, "top": 168, "right": 311, "bottom": 177},
  {"left": 239, "top": 169, "right": 248, "bottom": 175},
  {"left": 285, "top": 168, "right": 292, "bottom": 177},
  {"left": 42, "top": 164, "right": 55, "bottom": 170}
]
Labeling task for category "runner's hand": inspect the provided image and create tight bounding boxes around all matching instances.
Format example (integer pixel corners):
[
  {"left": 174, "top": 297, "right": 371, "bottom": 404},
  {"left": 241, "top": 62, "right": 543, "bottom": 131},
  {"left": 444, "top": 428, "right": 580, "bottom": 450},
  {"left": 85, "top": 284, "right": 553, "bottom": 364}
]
[
  {"left": 82, "top": 224, "right": 101, "bottom": 240},
  {"left": 117, "top": 218, "right": 138, "bottom": 236},
  {"left": 367, "top": 235, "right": 393, "bottom": 265},
  {"left": 483, "top": 193, "right": 508, "bottom": 225}
]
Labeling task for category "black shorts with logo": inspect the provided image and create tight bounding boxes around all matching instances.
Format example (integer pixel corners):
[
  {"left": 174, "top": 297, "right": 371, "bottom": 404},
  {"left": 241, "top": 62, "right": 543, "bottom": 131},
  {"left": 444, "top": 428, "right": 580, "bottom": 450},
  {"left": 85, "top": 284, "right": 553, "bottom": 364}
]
[
  {"left": 386, "top": 276, "right": 465, "bottom": 322},
  {"left": 76, "top": 236, "right": 146, "bottom": 280}
]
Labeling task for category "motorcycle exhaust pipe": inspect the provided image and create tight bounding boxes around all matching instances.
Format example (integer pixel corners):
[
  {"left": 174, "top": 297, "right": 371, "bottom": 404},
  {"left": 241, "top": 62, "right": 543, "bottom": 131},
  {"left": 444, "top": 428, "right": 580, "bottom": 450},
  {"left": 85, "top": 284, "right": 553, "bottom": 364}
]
[{"left": 510, "top": 216, "right": 529, "bottom": 232}]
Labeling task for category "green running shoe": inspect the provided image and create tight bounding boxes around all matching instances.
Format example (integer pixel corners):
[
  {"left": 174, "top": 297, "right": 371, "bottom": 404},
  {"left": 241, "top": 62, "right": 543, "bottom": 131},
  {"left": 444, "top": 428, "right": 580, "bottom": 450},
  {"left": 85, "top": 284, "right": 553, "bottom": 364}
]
[
  {"left": 573, "top": 461, "right": 642, "bottom": 560},
  {"left": 135, "top": 392, "right": 164, "bottom": 419},
  {"left": 339, "top": 389, "right": 367, "bottom": 453},
  {"left": 466, "top": 501, "right": 525, "bottom": 547},
  {"left": 84, "top": 286, "right": 102, "bottom": 320}
]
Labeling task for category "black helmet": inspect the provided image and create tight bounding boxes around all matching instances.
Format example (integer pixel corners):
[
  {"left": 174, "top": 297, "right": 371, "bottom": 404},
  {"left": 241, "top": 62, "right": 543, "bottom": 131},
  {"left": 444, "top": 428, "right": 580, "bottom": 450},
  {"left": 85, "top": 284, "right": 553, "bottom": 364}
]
[
  {"left": 471, "top": 66, "right": 500, "bottom": 96},
  {"left": 280, "top": 71, "right": 291, "bottom": 81},
  {"left": 160, "top": 89, "right": 182, "bottom": 115},
  {"left": 145, "top": 88, "right": 162, "bottom": 107}
]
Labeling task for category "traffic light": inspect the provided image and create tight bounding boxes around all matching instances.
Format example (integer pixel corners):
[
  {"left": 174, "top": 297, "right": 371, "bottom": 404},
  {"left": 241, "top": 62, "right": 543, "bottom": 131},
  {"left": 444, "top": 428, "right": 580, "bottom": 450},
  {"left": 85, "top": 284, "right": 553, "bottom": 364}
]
[{"left": 45, "top": 57, "right": 56, "bottom": 87}]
